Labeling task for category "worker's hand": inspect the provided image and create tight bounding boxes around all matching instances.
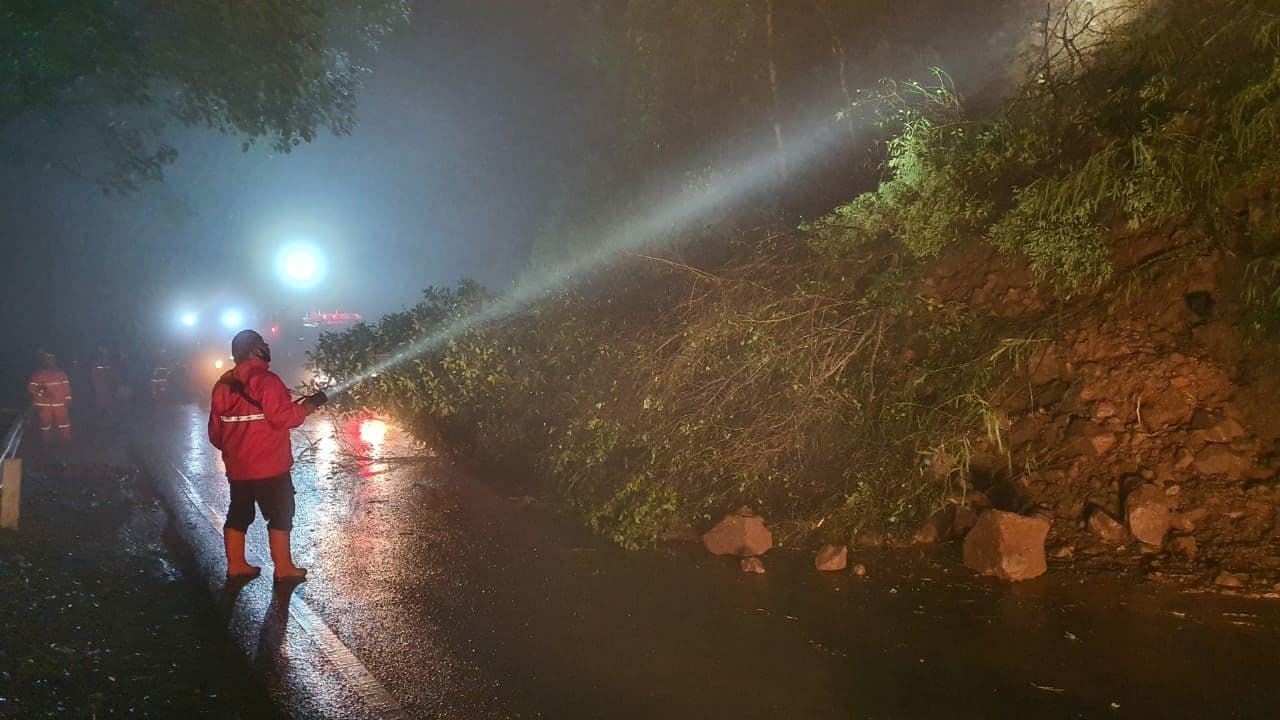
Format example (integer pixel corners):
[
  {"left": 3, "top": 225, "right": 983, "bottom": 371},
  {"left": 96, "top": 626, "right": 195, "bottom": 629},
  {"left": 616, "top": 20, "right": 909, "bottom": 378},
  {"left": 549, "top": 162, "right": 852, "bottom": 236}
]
[{"left": 300, "top": 391, "right": 328, "bottom": 414}]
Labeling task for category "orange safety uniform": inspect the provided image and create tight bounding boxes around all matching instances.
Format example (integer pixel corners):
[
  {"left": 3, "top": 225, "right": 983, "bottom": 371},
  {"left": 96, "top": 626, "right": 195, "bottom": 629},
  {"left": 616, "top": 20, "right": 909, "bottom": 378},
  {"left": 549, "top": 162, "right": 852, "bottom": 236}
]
[{"left": 28, "top": 367, "right": 73, "bottom": 440}]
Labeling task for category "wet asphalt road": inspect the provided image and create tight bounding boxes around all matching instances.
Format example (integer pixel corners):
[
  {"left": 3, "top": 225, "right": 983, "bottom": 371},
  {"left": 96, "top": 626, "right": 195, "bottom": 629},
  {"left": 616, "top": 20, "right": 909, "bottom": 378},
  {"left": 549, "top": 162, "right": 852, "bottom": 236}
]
[{"left": 134, "top": 404, "right": 1280, "bottom": 720}]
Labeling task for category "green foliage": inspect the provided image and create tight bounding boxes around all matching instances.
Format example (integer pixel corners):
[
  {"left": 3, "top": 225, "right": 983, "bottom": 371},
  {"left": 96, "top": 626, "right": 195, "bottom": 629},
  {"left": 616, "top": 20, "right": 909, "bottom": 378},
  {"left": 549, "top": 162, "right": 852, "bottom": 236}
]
[
  {"left": 586, "top": 476, "right": 678, "bottom": 549},
  {"left": 986, "top": 193, "right": 1110, "bottom": 283},
  {"left": 0, "top": 1, "right": 141, "bottom": 118},
  {"left": 808, "top": 0, "right": 1280, "bottom": 285},
  {"left": 802, "top": 73, "right": 1004, "bottom": 259},
  {"left": 548, "top": 416, "right": 679, "bottom": 549}
]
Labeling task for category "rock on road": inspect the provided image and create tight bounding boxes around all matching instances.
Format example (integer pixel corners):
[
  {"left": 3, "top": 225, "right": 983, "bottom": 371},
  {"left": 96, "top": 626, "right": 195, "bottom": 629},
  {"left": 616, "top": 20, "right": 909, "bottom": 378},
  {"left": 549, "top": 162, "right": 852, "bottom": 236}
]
[{"left": 135, "top": 405, "right": 1280, "bottom": 719}]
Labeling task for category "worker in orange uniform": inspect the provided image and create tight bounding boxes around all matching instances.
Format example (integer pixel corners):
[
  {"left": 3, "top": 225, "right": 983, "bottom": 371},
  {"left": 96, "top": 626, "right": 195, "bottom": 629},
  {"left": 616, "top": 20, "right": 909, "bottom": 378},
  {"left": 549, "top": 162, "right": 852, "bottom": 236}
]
[{"left": 28, "top": 352, "right": 73, "bottom": 442}]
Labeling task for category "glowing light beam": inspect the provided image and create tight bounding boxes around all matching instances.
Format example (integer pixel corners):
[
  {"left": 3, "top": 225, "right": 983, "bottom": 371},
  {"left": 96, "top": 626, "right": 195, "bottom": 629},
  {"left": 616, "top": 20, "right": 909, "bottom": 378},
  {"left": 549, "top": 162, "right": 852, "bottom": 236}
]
[{"left": 330, "top": 116, "right": 857, "bottom": 398}]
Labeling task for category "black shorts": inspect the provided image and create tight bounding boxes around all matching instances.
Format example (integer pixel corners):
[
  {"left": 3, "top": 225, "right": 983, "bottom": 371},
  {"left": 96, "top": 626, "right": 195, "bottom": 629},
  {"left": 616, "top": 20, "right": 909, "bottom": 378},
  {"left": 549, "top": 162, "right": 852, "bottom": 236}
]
[{"left": 224, "top": 473, "right": 296, "bottom": 532}]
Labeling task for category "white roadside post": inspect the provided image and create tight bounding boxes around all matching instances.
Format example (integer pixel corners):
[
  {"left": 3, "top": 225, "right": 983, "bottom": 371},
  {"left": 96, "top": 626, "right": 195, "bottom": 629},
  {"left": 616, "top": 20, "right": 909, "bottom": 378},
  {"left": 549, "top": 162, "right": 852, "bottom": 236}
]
[
  {"left": 0, "top": 409, "right": 29, "bottom": 531},
  {"left": 0, "top": 458, "right": 19, "bottom": 530}
]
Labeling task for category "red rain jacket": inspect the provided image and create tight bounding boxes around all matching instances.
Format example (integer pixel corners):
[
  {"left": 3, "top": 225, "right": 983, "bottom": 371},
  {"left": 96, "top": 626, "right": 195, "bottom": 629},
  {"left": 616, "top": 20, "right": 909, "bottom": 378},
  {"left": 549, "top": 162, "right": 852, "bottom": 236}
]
[{"left": 208, "top": 358, "right": 308, "bottom": 481}]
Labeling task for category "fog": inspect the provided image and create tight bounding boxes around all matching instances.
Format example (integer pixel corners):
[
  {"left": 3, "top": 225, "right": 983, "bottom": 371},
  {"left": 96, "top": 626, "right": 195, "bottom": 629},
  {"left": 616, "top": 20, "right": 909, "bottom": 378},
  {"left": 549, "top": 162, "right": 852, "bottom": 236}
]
[
  {"left": 0, "top": 0, "right": 1037, "bottom": 405},
  {"left": 0, "top": 0, "right": 582, "bottom": 402}
]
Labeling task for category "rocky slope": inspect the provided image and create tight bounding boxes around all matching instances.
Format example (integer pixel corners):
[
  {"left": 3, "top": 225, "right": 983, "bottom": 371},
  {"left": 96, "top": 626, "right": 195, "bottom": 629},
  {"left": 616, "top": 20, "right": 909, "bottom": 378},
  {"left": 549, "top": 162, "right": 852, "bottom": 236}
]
[{"left": 910, "top": 229, "right": 1280, "bottom": 594}]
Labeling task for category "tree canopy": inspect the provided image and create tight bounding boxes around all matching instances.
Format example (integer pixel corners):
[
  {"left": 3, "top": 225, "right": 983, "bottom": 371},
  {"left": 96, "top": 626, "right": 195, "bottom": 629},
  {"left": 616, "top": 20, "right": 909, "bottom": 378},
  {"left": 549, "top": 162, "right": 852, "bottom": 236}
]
[{"left": 1, "top": 0, "right": 410, "bottom": 191}]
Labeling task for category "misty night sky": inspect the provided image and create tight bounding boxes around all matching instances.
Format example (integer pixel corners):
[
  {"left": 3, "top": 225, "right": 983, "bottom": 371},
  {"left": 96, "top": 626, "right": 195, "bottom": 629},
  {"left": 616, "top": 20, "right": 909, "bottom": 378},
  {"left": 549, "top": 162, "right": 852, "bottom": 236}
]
[
  {"left": 0, "top": 0, "right": 1033, "bottom": 406},
  {"left": 0, "top": 1, "right": 575, "bottom": 383}
]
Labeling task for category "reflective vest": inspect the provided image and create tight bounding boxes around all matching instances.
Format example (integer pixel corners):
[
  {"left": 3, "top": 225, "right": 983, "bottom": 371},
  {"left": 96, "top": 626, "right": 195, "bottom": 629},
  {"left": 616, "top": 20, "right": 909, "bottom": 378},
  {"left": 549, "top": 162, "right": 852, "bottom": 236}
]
[{"left": 28, "top": 368, "right": 72, "bottom": 407}]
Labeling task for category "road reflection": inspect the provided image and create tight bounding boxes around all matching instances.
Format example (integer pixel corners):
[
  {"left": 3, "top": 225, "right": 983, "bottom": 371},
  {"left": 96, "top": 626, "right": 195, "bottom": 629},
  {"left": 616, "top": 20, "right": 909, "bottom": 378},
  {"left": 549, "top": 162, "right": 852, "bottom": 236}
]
[
  {"left": 183, "top": 404, "right": 224, "bottom": 476},
  {"left": 293, "top": 413, "right": 404, "bottom": 581},
  {"left": 303, "top": 414, "right": 394, "bottom": 480},
  {"left": 358, "top": 419, "right": 387, "bottom": 449},
  {"left": 160, "top": 404, "right": 467, "bottom": 718},
  {"left": 312, "top": 416, "right": 339, "bottom": 479},
  {"left": 355, "top": 418, "right": 390, "bottom": 479}
]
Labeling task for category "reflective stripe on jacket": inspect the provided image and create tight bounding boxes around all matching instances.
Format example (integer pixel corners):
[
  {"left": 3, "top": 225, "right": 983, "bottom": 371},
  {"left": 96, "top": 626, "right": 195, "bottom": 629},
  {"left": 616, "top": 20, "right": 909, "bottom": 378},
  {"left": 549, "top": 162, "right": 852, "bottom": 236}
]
[
  {"left": 207, "top": 358, "right": 308, "bottom": 481},
  {"left": 28, "top": 368, "right": 72, "bottom": 406}
]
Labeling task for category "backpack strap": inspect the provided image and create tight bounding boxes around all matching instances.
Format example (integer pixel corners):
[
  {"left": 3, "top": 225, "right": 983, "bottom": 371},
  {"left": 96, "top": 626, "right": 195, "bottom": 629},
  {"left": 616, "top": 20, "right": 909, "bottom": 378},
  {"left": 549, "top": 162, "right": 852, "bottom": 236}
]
[{"left": 217, "top": 369, "right": 263, "bottom": 411}]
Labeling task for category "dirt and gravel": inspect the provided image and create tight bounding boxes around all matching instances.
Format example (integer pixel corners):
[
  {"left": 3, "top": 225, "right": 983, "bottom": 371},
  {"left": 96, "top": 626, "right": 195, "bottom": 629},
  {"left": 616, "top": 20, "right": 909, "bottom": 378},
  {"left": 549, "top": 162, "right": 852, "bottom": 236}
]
[{"left": 910, "top": 230, "right": 1280, "bottom": 594}]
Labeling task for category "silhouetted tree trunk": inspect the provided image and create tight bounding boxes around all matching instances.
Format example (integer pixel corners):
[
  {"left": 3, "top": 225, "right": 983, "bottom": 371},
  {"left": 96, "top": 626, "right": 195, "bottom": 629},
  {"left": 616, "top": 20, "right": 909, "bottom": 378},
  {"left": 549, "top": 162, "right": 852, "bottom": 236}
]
[
  {"left": 765, "top": 0, "right": 788, "bottom": 181},
  {"left": 812, "top": 0, "right": 857, "bottom": 142}
]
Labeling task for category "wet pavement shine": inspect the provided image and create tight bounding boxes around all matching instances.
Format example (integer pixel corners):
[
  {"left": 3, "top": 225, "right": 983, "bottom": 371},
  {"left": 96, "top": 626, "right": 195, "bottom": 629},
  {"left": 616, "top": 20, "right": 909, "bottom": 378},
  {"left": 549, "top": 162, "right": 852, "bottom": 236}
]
[{"left": 133, "top": 404, "right": 1280, "bottom": 720}]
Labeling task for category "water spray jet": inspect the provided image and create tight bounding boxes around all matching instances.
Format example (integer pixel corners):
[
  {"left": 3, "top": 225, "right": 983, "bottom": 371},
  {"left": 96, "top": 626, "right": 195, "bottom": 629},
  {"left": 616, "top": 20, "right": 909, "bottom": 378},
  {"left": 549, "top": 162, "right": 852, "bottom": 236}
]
[{"left": 326, "top": 116, "right": 865, "bottom": 399}]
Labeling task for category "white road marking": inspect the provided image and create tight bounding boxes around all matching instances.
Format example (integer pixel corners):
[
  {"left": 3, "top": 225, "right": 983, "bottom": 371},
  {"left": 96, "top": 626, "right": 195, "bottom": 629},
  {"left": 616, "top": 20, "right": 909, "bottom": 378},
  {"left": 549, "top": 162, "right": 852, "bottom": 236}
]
[{"left": 171, "top": 463, "right": 411, "bottom": 719}]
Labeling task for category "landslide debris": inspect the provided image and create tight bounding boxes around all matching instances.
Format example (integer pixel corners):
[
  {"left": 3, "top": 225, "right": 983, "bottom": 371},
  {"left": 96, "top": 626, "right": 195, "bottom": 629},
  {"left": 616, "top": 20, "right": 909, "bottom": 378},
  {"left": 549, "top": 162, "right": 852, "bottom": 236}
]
[{"left": 313, "top": 0, "right": 1280, "bottom": 591}]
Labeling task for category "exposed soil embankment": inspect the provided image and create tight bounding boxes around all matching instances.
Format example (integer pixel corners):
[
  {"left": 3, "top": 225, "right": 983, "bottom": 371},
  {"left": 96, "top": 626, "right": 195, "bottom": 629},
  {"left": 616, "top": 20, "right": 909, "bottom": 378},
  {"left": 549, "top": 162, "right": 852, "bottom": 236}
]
[{"left": 907, "top": 230, "right": 1280, "bottom": 594}]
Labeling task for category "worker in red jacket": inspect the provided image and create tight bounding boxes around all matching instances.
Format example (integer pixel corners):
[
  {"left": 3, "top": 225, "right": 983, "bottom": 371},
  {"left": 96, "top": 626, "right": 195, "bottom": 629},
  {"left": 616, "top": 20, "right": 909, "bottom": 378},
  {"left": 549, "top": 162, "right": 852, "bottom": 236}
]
[
  {"left": 28, "top": 352, "right": 73, "bottom": 442},
  {"left": 209, "top": 330, "right": 326, "bottom": 583}
]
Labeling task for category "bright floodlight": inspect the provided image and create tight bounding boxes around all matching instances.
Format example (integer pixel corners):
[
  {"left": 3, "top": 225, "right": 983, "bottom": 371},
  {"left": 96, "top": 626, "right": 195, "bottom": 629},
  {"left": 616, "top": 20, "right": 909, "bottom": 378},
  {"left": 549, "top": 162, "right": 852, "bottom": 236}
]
[
  {"left": 285, "top": 250, "right": 317, "bottom": 281},
  {"left": 180, "top": 311, "right": 198, "bottom": 327},
  {"left": 277, "top": 244, "right": 327, "bottom": 290},
  {"left": 220, "top": 309, "right": 245, "bottom": 329}
]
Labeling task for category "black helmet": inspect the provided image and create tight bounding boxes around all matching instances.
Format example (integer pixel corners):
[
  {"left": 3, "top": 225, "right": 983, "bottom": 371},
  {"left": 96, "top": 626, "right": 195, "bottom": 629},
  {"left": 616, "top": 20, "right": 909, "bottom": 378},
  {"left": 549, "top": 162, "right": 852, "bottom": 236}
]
[{"left": 231, "top": 330, "right": 266, "bottom": 363}]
